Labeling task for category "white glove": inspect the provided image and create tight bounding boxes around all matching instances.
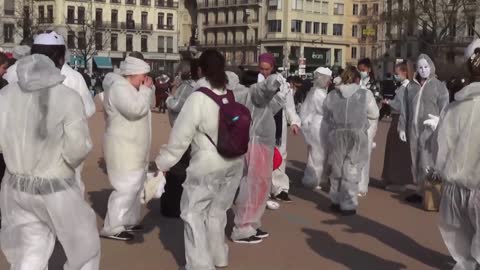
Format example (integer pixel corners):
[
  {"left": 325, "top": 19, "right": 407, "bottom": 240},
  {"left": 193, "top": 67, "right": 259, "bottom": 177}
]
[
  {"left": 372, "top": 142, "right": 377, "bottom": 149},
  {"left": 265, "top": 74, "right": 282, "bottom": 91},
  {"left": 423, "top": 114, "right": 440, "bottom": 130},
  {"left": 141, "top": 172, "right": 166, "bottom": 204},
  {"left": 399, "top": 131, "right": 407, "bottom": 142}
]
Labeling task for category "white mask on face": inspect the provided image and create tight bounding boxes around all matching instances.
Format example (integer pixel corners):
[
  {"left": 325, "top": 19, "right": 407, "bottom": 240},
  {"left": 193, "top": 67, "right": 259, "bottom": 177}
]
[
  {"left": 417, "top": 59, "right": 431, "bottom": 79},
  {"left": 360, "top": 71, "right": 369, "bottom": 79}
]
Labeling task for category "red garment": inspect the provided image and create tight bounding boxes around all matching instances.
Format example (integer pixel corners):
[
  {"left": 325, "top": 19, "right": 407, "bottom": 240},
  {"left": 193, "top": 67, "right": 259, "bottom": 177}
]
[{"left": 273, "top": 147, "right": 282, "bottom": 171}]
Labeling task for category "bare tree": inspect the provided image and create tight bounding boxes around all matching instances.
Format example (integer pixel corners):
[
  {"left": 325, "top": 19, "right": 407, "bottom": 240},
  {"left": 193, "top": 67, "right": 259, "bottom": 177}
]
[{"left": 0, "top": 0, "right": 45, "bottom": 45}]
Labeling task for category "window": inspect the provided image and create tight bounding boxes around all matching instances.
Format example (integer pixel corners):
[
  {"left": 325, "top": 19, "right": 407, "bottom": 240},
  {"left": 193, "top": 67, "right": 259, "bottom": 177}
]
[
  {"left": 291, "top": 20, "right": 302, "bottom": 32},
  {"left": 78, "top": 31, "right": 86, "bottom": 49},
  {"left": 95, "top": 32, "right": 103, "bottom": 50},
  {"left": 361, "top": 4, "right": 367, "bottom": 15},
  {"left": 334, "top": 3, "right": 344, "bottom": 15},
  {"left": 96, "top": 9, "right": 103, "bottom": 24},
  {"left": 67, "top": 6, "right": 75, "bottom": 24},
  {"left": 47, "top": 5, "right": 53, "bottom": 22},
  {"left": 395, "top": 44, "right": 401, "bottom": 57},
  {"left": 353, "top": 4, "right": 358, "bottom": 15},
  {"left": 333, "top": 24, "right": 343, "bottom": 36},
  {"left": 4, "top": 0, "right": 14, "bottom": 15},
  {"left": 334, "top": 49, "right": 342, "bottom": 65},
  {"left": 141, "top": 0, "right": 150, "bottom": 5},
  {"left": 167, "top": 14, "right": 173, "bottom": 27},
  {"left": 269, "top": 0, "right": 282, "bottom": 10},
  {"left": 314, "top": 22, "right": 320, "bottom": 34},
  {"left": 158, "top": 36, "right": 165, "bottom": 52},
  {"left": 360, "top": 46, "right": 366, "bottom": 58},
  {"left": 78, "top": 7, "right": 85, "bottom": 24},
  {"left": 111, "top": 33, "right": 118, "bottom": 51},
  {"left": 468, "top": 16, "right": 476, "bottom": 37},
  {"left": 67, "top": 31, "right": 75, "bottom": 49},
  {"left": 4, "top": 24, "right": 14, "bottom": 43},
  {"left": 268, "top": 20, "right": 282, "bottom": 32},
  {"left": 225, "top": 11, "right": 229, "bottom": 23},
  {"left": 373, "top": 3, "right": 379, "bottom": 15},
  {"left": 321, "top": 1, "right": 328, "bottom": 14},
  {"left": 142, "top": 12, "right": 148, "bottom": 28},
  {"left": 126, "top": 0, "right": 136, "bottom": 4},
  {"left": 126, "top": 35, "right": 133, "bottom": 51},
  {"left": 158, "top": 12, "right": 164, "bottom": 27},
  {"left": 407, "top": 43, "right": 412, "bottom": 57},
  {"left": 305, "top": 21, "right": 312, "bottom": 33},
  {"left": 373, "top": 25, "right": 378, "bottom": 41},
  {"left": 314, "top": 0, "right": 322, "bottom": 13},
  {"left": 305, "top": 0, "right": 313, "bottom": 12},
  {"left": 111, "top": 10, "right": 118, "bottom": 27},
  {"left": 127, "top": 11, "right": 134, "bottom": 29},
  {"left": 39, "top": 6, "right": 45, "bottom": 21},
  {"left": 167, "top": 36, "right": 173, "bottom": 53},
  {"left": 141, "top": 35, "right": 148, "bottom": 52},
  {"left": 352, "top": 25, "right": 358, "bottom": 37},
  {"left": 351, "top": 47, "right": 357, "bottom": 59},
  {"left": 321, "top": 23, "right": 328, "bottom": 35},
  {"left": 292, "top": 0, "right": 303, "bottom": 10}
]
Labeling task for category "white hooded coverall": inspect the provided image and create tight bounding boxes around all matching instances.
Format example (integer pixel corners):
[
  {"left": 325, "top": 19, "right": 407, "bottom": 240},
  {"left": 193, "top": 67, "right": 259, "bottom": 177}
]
[{"left": 0, "top": 54, "right": 100, "bottom": 270}]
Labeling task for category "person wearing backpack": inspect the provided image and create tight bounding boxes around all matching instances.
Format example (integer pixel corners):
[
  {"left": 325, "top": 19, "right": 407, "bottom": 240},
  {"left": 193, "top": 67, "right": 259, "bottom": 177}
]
[{"left": 152, "top": 49, "right": 282, "bottom": 270}]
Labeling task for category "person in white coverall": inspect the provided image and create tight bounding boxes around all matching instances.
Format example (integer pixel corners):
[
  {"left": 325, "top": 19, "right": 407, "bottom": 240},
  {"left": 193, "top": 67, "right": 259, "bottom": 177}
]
[
  {"left": 300, "top": 67, "right": 332, "bottom": 190},
  {"left": 166, "top": 60, "right": 197, "bottom": 126},
  {"left": 401, "top": 54, "right": 449, "bottom": 203},
  {"left": 3, "top": 45, "right": 30, "bottom": 83},
  {"left": 0, "top": 54, "right": 100, "bottom": 270},
  {"left": 153, "top": 50, "right": 283, "bottom": 269},
  {"left": 433, "top": 39, "right": 480, "bottom": 270},
  {"left": 324, "top": 66, "right": 379, "bottom": 216},
  {"left": 101, "top": 56, "right": 155, "bottom": 241},
  {"left": 8, "top": 32, "right": 96, "bottom": 197}
]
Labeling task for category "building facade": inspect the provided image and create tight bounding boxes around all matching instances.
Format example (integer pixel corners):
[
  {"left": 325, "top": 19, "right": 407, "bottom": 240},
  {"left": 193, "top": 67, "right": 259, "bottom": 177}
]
[{"left": 0, "top": 0, "right": 181, "bottom": 74}]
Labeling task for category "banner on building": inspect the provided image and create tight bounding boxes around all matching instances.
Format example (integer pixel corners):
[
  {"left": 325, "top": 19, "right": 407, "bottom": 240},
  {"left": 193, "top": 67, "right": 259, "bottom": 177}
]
[{"left": 304, "top": 47, "right": 329, "bottom": 66}]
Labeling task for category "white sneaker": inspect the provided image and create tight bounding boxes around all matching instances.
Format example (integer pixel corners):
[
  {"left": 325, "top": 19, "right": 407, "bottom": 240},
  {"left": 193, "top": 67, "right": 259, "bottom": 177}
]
[{"left": 266, "top": 200, "right": 280, "bottom": 210}]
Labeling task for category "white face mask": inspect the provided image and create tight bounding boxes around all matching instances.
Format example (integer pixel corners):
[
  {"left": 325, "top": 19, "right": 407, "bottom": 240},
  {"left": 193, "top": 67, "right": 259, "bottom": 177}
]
[
  {"left": 417, "top": 59, "right": 431, "bottom": 79},
  {"left": 360, "top": 71, "right": 369, "bottom": 79}
]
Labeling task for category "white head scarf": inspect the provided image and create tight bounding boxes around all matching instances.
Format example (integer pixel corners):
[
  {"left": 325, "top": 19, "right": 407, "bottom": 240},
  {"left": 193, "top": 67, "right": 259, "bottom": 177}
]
[
  {"left": 465, "top": 38, "right": 480, "bottom": 61},
  {"left": 13, "top": 45, "right": 31, "bottom": 60},
  {"left": 119, "top": 56, "right": 151, "bottom": 76},
  {"left": 34, "top": 31, "right": 65, "bottom": 45}
]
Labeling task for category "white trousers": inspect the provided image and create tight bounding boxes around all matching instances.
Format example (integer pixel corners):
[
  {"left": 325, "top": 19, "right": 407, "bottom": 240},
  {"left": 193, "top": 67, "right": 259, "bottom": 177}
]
[
  {"left": 101, "top": 169, "right": 145, "bottom": 236},
  {"left": 359, "top": 120, "right": 377, "bottom": 194},
  {"left": 0, "top": 180, "right": 100, "bottom": 270},
  {"left": 271, "top": 116, "right": 290, "bottom": 196}
]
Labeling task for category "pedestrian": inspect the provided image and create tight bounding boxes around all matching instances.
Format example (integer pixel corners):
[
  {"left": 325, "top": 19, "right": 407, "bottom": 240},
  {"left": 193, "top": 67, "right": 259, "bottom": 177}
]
[
  {"left": 100, "top": 56, "right": 155, "bottom": 241},
  {"left": 153, "top": 49, "right": 281, "bottom": 269},
  {"left": 3, "top": 45, "right": 30, "bottom": 84},
  {"left": 401, "top": 54, "right": 449, "bottom": 204},
  {"left": 0, "top": 52, "right": 8, "bottom": 89},
  {"left": 357, "top": 58, "right": 381, "bottom": 197},
  {"left": 434, "top": 38, "right": 480, "bottom": 270},
  {"left": 0, "top": 53, "right": 100, "bottom": 270},
  {"left": 381, "top": 61, "right": 414, "bottom": 191},
  {"left": 28, "top": 31, "right": 96, "bottom": 198},
  {"left": 155, "top": 74, "right": 170, "bottom": 113},
  {"left": 324, "top": 66, "right": 379, "bottom": 215},
  {"left": 300, "top": 67, "right": 332, "bottom": 190}
]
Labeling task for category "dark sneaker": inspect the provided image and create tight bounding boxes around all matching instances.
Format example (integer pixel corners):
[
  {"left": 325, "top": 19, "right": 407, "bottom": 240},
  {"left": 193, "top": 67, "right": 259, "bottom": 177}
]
[
  {"left": 275, "top": 191, "right": 292, "bottom": 203},
  {"left": 233, "top": 236, "right": 263, "bottom": 244},
  {"left": 101, "top": 231, "right": 134, "bottom": 241},
  {"left": 256, "top": 229, "right": 269, "bottom": 239},
  {"left": 405, "top": 194, "right": 423, "bottom": 204},
  {"left": 125, "top": 225, "right": 144, "bottom": 233},
  {"left": 330, "top": 204, "right": 341, "bottom": 213},
  {"left": 341, "top": 209, "right": 357, "bottom": 216}
]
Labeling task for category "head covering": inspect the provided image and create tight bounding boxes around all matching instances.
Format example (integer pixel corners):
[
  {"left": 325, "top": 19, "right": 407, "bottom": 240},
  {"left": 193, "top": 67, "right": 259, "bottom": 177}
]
[
  {"left": 33, "top": 31, "right": 65, "bottom": 46},
  {"left": 465, "top": 38, "right": 480, "bottom": 61},
  {"left": 13, "top": 45, "right": 31, "bottom": 60},
  {"left": 157, "top": 74, "right": 170, "bottom": 83},
  {"left": 119, "top": 56, "right": 150, "bottom": 76},
  {"left": 259, "top": 53, "right": 275, "bottom": 67},
  {"left": 225, "top": 71, "right": 239, "bottom": 90},
  {"left": 314, "top": 67, "right": 333, "bottom": 77},
  {"left": 416, "top": 54, "right": 436, "bottom": 79}
]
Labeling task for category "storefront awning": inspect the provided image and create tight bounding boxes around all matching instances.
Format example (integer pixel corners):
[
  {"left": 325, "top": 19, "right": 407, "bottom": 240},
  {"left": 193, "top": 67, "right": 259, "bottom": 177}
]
[
  {"left": 93, "top": 56, "right": 113, "bottom": 69},
  {"left": 69, "top": 55, "right": 85, "bottom": 68}
]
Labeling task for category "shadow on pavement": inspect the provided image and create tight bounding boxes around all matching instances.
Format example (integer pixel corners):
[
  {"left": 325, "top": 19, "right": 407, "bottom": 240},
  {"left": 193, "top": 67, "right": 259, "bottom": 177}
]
[
  {"left": 303, "top": 228, "right": 406, "bottom": 270},
  {"left": 285, "top": 163, "right": 453, "bottom": 270}
]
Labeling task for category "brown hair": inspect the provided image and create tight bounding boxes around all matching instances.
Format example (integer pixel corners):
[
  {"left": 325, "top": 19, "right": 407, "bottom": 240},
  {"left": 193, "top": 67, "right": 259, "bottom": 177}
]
[
  {"left": 0, "top": 52, "right": 8, "bottom": 66},
  {"left": 341, "top": 65, "right": 361, "bottom": 84}
]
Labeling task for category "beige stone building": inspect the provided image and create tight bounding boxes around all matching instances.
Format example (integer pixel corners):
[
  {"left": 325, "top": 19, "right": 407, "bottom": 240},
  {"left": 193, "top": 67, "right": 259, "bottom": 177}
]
[{"left": 0, "top": 0, "right": 181, "bottom": 74}]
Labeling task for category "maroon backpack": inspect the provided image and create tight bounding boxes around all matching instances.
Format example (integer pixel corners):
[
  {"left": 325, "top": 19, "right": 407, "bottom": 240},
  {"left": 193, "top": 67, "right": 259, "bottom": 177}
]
[{"left": 197, "top": 87, "right": 252, "bottom": 158}]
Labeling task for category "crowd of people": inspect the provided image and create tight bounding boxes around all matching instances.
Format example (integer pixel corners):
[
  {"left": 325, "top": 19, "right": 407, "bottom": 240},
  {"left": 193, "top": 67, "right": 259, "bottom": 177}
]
[{"left": 0, "top": 30, "right": 480, "bottom": 270}]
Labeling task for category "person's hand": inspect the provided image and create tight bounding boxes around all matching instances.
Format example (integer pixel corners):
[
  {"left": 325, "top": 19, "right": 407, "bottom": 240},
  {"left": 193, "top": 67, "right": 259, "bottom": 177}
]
[
  {"left": 143, "top": 76, "right": 154, "bottom": 88},
  {"left": 399, "top": 131, "right": 407, "bottom": 142},
  {"left": 423, "top": 114, "right": 440, "bottom": 130},
  {"left": 291, "top": 124, "right": 300, "bottom": 135},
  {"left": 382, "top": 99, "right": 390, "bottom": 105}
]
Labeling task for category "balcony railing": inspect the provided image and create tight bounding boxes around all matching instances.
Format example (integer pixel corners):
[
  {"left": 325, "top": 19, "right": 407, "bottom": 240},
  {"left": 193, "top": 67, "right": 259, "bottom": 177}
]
[
  {"left": 198, "top": 40, "right": 257, "bottom": 47},
  {"left": 120, "top": 22, "right": 153, "bottom": 31},
  {"left": 95, "top": 0, "right": 105, "bottom": 2},
  {"left": 155, "top": 0, "right": 178, "bottom": 8},
  {"left": 38, "top": 17, "right": 54, "bottom": 24},
  {"left": 198, "top": 0, "right": 261, "bottom": 8},
  {"left": 157, "top": 24, "right": 174, "bottom": 30},
  {"left": 111, "top": 0, "right": 121, "bottom": 3},
  {"left": 4, "top": 9, "right": 15, "bottom": 16},
  {"left": 140, "top": 0, "right": 151, "bottom": 6},
  {"left": 126, "top": 0, "right": 136, "bottom": 5},
  {"left": 203, "top": 19, "right": 259, "bottom": 27}
]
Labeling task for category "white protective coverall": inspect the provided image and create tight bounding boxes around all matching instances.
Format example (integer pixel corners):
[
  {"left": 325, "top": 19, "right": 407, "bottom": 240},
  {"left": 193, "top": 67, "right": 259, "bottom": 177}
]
[
  {"left": 271, "top": 78, "right": 301, "bottom": 196},
  {"left": 299, "top": 69, "right": 331, "bottom": 189},
  {"left": 232, "top": 73, "right": 286, "bottom": 240},
  {"left": 324, "top": 83, "right": 379, "bottom": 210},
  {"left": 166, "top": 79, "right": 196, "bottom": 126},
  {"left": 358, "top": 76, "right": 379, "bottom": 194},
  {"left": 101, "top": 57, "right": 154, "bottom": 236},
  {"left": 433, "top": 82, "right": 480, "bottom": 270},
  {"left": 3, "top": 45, "right": 30, "bottom": 84},
  {"left": 401, "top": 54, "right": 449, "bottom": 187},
  {"left": 0, "top": 54, "right": 100, "bottom": 270},
  {"left": 154, "top": 73, "right": 281, "bottom": 270}
]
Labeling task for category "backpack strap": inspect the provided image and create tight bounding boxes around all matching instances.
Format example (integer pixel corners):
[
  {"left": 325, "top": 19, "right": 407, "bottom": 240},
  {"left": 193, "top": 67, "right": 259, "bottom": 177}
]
[{"left": 197, "top": 87, "right": 235, "bottom": 106}]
